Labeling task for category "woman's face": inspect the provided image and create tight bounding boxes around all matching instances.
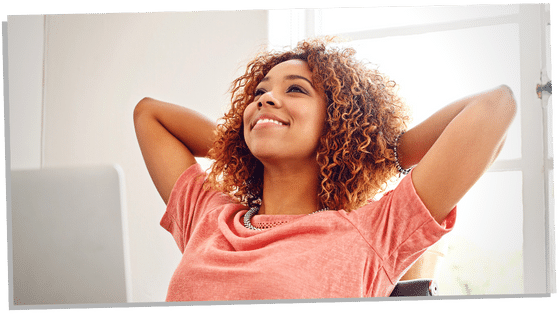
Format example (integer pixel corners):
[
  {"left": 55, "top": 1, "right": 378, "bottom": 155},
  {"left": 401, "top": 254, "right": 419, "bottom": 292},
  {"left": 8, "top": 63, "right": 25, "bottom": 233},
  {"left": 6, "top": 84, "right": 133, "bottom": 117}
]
[{"left": 243, "top": 59, "right": 328, "bottom": 166}]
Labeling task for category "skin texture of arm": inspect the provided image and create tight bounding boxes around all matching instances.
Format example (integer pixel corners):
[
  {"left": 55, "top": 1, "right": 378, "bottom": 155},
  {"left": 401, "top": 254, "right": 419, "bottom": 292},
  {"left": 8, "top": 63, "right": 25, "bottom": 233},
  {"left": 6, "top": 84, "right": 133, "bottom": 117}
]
[
  {"left": 133, "top": 97, "right": 216, "bottom": 204},
  {"left": 397, "top": 85, "right": 517, "bottom": 223}
]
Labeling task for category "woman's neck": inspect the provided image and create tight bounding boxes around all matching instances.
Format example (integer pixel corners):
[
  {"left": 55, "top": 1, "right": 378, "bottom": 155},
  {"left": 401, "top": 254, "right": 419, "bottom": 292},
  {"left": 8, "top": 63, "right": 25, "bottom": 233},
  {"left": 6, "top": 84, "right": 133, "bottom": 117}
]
[{"left": 259, "top": 162, "right": 322, "bottom": 215}]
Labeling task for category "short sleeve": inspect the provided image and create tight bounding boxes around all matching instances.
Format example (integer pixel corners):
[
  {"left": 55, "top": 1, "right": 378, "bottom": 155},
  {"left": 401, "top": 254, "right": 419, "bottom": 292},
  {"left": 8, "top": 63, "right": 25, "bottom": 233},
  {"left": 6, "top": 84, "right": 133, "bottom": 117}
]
[
  {"left": 346, "top": 171, "right": 456, "bottom": 283},
  {"left": 160, "top": 163, "right": 233, "bottom": 252}
]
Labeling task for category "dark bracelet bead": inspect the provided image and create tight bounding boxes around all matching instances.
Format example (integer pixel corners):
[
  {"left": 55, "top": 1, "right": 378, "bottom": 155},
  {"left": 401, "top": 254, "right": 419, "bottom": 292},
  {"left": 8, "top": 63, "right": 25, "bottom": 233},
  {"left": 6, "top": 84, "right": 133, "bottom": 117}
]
[{"left": 394, "top": 132, "right": 412, "bottom": 175}]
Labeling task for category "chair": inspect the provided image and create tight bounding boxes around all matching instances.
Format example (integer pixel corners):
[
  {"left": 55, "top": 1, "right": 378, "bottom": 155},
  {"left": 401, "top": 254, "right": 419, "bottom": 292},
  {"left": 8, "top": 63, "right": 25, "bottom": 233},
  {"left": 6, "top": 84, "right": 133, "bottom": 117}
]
[
  {"left": 390, "top": 279, "right": 438, "bottom": 296},
  {"left": 390, "top": 238, "right": 447, "bottom": 296}
]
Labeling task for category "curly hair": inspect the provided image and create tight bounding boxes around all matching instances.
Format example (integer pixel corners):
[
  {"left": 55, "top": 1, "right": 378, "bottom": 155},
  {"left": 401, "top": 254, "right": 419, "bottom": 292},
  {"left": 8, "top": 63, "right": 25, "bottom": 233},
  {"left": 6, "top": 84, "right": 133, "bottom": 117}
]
[{"left": 206, "top": 37, "right": 410, "bottom": 211}]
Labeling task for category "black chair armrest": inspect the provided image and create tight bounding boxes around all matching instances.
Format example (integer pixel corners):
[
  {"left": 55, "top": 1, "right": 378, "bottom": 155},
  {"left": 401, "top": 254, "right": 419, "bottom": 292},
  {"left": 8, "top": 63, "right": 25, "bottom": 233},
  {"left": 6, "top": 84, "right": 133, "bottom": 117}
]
[{"left": 390, "top": 279, "right": 438, "bottom": 297}]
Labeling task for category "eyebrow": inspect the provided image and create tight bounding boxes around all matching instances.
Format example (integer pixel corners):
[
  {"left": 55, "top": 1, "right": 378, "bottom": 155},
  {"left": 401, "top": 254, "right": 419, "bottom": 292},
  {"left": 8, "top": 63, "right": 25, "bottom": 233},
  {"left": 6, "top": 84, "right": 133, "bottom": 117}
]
[{"left": 260, "top": 74, "right": 315, "bottom": 88}]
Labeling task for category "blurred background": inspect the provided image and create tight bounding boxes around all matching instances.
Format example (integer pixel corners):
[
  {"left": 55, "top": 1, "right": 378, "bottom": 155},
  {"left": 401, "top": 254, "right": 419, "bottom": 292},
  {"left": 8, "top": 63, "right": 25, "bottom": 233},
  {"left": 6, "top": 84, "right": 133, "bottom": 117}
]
[{"left": 6, "top": 4, "right": 553, "bottom": 305}]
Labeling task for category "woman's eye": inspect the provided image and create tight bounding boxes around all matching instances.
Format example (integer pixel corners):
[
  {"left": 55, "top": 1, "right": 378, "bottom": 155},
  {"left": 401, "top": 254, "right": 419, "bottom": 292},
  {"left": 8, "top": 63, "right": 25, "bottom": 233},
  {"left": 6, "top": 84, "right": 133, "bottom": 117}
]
[
  {"left": 254, "top": 88, "right": 265, "bottom": 96},
  {"left": 287, "top": 85, "right": 307, "bottom": 94}
]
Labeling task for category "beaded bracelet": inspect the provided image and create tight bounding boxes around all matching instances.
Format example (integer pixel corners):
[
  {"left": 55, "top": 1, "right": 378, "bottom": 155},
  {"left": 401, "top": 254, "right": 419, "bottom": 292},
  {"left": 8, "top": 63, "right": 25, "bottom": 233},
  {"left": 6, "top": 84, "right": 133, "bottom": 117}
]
[{"left": 393, "top": 132, "right": 412, "bottom": 175}]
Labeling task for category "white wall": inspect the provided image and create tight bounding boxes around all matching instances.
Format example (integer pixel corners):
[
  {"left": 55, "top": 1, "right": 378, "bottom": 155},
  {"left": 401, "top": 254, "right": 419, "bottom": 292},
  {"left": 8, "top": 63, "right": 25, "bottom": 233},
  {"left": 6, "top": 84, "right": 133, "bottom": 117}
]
[
  {"left": 7, "top": 15, "right": 44, "bottom": 169},
  {"left": 8, "top": 11, "right": 268, "bottom": 302}
]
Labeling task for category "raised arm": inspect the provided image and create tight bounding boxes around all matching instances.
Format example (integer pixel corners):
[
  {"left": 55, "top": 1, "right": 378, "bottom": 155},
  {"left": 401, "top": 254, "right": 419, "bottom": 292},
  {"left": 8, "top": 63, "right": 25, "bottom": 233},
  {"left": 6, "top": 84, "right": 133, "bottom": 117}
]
[
  {"left": 397, "top": 85, "right": 517, "bottom": 223},
  {"left": 133, "top": 97, "right": 216, "bottom": 204}
]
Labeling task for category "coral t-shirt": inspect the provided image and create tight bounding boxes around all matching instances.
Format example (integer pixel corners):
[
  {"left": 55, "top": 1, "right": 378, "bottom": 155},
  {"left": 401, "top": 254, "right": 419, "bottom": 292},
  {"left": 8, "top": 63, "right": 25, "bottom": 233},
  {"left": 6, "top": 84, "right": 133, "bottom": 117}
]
[{"left": 161, "top": 163, "right": 455, "bottom": 301}]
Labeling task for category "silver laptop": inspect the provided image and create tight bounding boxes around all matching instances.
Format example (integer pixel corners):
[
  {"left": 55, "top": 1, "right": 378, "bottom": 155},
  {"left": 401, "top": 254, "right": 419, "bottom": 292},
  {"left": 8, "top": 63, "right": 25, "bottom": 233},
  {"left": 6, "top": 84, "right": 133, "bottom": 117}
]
[{"left": 10, "top": 165, "right": 131, "bottom": 306}]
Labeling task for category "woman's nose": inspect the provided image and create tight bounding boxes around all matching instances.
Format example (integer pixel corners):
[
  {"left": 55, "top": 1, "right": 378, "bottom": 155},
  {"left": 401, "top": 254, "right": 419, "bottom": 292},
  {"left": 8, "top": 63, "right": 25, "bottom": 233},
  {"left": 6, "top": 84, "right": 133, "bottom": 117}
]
[{"left": 258, "top": 91, "right": 279, "bottom": 108}]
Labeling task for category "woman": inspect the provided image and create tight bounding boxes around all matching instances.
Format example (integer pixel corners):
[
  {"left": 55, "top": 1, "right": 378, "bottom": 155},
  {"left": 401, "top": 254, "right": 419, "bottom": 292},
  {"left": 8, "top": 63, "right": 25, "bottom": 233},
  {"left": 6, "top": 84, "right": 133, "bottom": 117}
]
[{"left": 133, "top": 38, "right": 516, "bottom": 301}]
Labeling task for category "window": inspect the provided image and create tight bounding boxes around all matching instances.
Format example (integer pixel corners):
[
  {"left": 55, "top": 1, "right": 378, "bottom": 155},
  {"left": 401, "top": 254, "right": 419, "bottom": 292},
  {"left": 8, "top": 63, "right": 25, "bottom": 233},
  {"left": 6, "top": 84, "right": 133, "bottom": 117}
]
[{"left": 268, "top": 4, "right": 553, "bottom": 295}]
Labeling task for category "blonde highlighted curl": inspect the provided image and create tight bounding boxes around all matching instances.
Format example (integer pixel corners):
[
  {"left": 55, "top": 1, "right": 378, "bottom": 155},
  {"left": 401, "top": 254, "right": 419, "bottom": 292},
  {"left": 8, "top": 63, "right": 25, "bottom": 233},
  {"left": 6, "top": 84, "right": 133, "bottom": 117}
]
[{"left": 206, "top": 37, "right": 410, "bottom": 211}]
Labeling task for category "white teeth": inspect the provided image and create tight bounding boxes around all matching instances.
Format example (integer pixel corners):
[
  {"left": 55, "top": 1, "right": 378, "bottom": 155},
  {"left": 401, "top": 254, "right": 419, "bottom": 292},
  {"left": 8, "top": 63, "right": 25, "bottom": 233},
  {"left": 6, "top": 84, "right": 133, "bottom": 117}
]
[{"left": 255, "top": 118, "right": 284, "bottom": 126}]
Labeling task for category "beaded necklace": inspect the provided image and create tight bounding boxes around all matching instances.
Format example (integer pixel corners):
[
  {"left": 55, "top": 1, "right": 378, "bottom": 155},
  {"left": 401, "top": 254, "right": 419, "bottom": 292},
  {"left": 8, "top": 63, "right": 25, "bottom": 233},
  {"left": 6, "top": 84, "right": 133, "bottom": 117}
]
[{"left": 243, "top": 206, "right": 331, "bottom": 231}]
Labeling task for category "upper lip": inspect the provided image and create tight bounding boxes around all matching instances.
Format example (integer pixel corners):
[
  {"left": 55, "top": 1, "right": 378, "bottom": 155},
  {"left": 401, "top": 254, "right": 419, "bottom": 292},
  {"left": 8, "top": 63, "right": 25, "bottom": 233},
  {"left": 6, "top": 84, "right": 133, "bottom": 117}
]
[{"left": 250, "top": 113, "right": 289, "bottom": 130}]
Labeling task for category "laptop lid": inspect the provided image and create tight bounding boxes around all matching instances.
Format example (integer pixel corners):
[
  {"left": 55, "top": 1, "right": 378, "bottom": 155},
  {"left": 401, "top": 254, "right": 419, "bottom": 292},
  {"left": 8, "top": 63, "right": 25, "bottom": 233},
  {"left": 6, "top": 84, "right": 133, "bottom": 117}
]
[{"left": 10, "top": 165, "right": 130, "bottom": 306}]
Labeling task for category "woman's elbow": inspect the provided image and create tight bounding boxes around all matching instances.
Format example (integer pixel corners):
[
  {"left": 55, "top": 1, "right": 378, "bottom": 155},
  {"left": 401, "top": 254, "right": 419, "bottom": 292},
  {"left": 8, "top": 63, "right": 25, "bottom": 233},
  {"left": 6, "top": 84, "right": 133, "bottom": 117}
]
[
  {"left": 495, "top": 85, "right": 517, "bottom": 118},
  {"left": 133, "top": 97, "right": 154, "bottom": 121},
  {"left": 484, "top": 85, "right": 517, "bottom": 125}
]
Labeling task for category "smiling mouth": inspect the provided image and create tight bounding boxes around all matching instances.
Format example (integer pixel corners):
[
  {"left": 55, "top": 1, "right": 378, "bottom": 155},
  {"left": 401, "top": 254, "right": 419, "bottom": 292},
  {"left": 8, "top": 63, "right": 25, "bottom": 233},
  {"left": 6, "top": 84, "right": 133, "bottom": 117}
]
[
  {"left": 254, "top": 118, "right": 287, "bottom": 127},
  {"left": 251, "top": 116, "right": 289, "bottom": 130}
]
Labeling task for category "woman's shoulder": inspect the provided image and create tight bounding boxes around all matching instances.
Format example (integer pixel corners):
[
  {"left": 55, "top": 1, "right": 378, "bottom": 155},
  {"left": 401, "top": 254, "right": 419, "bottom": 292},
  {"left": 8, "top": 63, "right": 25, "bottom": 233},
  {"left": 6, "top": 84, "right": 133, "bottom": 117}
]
[
  {"left": 168, "top": 163, "right": 233, "bottom": 204},
  {"left": 178, "top": 163, "right": 207, "bottom": 183},
  {"left": 348, "top": 171, "right": 456, "bottom": 232},
  {"left": 345, "top": 173, "right": 428, "bottom": 225},
  {"left": 353, "top": 174, "right": 415, "bottom": 210}
]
